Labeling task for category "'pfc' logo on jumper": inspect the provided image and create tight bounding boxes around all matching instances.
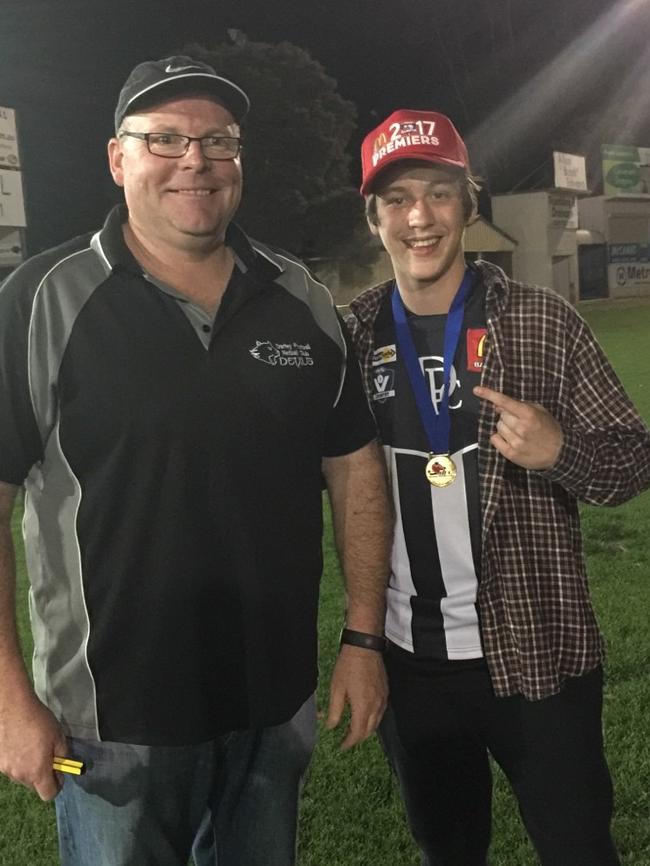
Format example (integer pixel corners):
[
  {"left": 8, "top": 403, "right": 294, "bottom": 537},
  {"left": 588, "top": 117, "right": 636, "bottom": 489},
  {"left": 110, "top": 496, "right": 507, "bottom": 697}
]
[{"left": 466, "top": 329, "right": 488, "bottom": 371}]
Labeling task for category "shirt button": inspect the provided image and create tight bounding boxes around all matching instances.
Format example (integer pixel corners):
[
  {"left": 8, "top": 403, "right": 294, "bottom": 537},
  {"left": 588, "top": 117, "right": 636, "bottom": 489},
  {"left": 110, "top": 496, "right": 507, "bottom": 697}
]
[{"left": 202, "top": 324, "right": 211, "bottom": 333}]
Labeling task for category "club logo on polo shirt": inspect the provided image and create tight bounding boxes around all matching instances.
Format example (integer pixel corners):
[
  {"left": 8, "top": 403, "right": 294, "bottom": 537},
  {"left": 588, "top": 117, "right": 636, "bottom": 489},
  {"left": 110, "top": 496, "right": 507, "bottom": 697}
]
[{"left": 249, "top": 340, "right": 314, "bottom": 367}]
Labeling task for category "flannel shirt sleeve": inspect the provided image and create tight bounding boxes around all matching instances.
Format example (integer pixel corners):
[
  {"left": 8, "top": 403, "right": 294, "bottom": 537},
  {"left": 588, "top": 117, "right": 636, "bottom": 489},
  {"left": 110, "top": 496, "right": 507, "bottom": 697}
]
[
  {"left": 342, "top": 306, "right": 373, "bottom": 399},
  {"left": 542, "top": 311, "right": 650, "bottom": 505}
]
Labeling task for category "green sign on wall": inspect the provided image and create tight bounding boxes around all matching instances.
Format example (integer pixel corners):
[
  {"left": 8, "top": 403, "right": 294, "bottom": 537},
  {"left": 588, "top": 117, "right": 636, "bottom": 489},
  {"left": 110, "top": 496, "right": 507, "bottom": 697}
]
[{"left": 602, "top": 144, "right": 650, "bottom": 195}]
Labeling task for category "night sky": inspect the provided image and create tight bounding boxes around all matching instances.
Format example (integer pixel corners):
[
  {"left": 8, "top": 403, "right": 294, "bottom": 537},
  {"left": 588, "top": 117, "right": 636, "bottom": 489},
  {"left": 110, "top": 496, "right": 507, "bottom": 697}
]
[{"left": 2, "top": 0, "right": 648, "bottom": 255}]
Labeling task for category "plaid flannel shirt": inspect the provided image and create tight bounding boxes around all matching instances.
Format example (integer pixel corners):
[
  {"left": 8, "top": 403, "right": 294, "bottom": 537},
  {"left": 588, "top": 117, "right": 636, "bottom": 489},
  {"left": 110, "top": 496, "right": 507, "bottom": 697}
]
[{"left": 346, "top": 261, "right": 650, "bottom": 700}]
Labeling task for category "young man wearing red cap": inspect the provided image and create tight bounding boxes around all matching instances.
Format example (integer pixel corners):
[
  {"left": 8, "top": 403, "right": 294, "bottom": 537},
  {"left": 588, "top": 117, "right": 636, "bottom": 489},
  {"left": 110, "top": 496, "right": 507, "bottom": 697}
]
[
  {"left": 345, "top": 109, "right": 650, "bottom": 865},
  {"left": 0, "top": 57, "right": 391, "bottom": 865}
]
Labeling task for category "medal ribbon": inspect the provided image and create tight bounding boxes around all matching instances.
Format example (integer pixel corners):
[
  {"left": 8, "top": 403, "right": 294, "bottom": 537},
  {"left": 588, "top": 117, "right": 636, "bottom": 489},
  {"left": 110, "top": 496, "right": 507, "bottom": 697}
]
[{"left": 391, "top": 269, "right": 474, "bottom": 455}]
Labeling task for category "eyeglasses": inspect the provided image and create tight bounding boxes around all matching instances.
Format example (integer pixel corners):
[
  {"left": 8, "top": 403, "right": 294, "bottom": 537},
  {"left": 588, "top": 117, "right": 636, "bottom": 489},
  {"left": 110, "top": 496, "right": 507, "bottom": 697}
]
[{"left": 119, "top": 131, "right": 242, "bottom": 160}]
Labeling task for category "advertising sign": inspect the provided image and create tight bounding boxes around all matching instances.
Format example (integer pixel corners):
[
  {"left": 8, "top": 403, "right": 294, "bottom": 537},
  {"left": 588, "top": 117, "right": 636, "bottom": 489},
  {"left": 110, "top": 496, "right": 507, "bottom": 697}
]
[
  {"left": 548, "top": 193, "right": 578, "bottom": 228},
  {"left": 553, "top": 151, "right": 587, "bottom": 192},
  {"left": 608, "top": 243, "right": 650, "bottom": 290},
  {"left": 0, "top": 168, "right": 26, "bottom": 227},
  {"left": 0, "top": 227, "right": 23, "bottom": 266},
  {"left": 0, "top": 106, "right": 20, "bottom": 169},
  {"left": 602, "top": 144, "right": 650, "bottom": 196}
]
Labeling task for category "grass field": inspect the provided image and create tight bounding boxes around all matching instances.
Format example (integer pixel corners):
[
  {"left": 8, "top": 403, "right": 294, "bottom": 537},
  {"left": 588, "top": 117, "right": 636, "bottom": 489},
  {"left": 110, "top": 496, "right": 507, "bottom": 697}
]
[{"left": 1, "top": 299, "right": 649, "bottom": 865}]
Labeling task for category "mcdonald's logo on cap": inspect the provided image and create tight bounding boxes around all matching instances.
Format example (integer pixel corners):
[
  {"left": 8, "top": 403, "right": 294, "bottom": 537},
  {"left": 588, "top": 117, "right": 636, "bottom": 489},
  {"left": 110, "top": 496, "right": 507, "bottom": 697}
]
[{"left": 373, "top": 132, "right": 387, "bottom": 153}]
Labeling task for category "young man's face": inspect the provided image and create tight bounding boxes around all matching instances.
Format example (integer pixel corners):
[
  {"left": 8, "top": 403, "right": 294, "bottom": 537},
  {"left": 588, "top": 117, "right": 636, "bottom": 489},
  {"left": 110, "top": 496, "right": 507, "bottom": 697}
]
[
  {"left": 369, "top": 162, "right": 468, "bottom": 297},
  {"left": 108, "top": 95, "right": 242, "bottom": 253}
]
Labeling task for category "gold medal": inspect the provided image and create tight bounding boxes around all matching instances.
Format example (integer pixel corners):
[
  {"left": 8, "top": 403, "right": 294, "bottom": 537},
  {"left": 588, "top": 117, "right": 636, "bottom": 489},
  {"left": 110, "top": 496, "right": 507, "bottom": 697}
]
[{"left": 425, "top": 454, "right": 457, "bottom": 487}]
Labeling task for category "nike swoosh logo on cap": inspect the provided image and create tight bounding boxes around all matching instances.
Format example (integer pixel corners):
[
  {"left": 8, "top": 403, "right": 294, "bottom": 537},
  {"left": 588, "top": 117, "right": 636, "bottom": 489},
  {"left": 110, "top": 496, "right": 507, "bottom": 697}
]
[{"left": 165, "top": 64, "right": 199, "bottom": 73}]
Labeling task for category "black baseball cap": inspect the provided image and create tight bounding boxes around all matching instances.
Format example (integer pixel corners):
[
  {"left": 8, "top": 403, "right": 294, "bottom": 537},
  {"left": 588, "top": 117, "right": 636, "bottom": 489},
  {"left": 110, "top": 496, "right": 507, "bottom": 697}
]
[{"left": 114, "top": 55, "right": 250, "bottom": 132}]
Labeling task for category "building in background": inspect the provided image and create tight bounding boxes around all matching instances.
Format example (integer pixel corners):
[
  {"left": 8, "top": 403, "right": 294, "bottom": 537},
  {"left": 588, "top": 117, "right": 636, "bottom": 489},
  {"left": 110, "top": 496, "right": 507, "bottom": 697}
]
[
  {"left": 0, "top": 105, "right": 26, "bottom": 281},
  {"left": 491, "top": 152, "right": 588, "bottom": 303},
  {"left": 576, "top": 144, "right": 650, "bottom": 300}
]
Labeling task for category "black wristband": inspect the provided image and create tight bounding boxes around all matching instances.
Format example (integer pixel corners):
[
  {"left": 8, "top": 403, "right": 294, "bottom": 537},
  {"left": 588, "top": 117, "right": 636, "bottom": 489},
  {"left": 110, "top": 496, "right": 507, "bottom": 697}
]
[{"left": 340, "top": 628, "right": 386, "bottom": 653}]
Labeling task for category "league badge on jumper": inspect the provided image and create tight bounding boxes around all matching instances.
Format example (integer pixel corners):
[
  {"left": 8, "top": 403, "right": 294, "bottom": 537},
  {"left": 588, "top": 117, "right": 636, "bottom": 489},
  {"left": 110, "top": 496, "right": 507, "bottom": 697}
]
[
  {"left": 372, "top": 366, "right": 395, "bottom": 403},
  {"left": 466, "top": 328, "right": 488, "bottom": 372}
]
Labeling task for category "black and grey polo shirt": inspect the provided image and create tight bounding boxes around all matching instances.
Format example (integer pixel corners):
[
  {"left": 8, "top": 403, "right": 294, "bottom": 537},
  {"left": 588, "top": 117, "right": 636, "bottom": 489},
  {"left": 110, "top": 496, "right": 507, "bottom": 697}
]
[{"left": 0, "top": 206, "right": 376, "bottom": 745}]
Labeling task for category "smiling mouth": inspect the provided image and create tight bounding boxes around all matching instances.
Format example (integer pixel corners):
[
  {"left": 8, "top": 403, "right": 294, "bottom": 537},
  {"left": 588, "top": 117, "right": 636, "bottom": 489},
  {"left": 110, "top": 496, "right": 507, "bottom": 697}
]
[
  {"left": 405, "top": 237, "right": 442, "bottom": 249},
  {"left": 170, "top": 189, "right": 216, "bottom": 196}
]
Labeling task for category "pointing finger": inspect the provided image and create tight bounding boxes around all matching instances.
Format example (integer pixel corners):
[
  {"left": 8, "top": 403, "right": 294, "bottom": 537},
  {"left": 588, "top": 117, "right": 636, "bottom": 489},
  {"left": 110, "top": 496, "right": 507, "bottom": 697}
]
[{"left": 473, "top": 386, "right": 523, "bottom": 415}]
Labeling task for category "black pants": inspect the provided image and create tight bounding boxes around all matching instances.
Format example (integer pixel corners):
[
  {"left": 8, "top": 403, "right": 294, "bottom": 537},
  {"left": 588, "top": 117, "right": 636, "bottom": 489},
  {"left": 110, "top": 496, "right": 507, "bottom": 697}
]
[{"left": 379, "top": 650, "right": 620, "bottom": 866}]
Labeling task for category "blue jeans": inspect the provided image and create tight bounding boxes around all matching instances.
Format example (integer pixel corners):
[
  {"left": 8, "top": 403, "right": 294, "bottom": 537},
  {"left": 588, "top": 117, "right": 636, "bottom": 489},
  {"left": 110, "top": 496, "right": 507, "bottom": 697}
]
[{"left": 55, "top": 694, "right": 317, "bottom": 866}]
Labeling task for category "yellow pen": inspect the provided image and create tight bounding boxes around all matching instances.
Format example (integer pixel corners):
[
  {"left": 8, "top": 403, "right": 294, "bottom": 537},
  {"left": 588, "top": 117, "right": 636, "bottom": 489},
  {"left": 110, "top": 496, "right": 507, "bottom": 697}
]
[{"left": 52, "top": 756, "right": 86, "bottom": 776}]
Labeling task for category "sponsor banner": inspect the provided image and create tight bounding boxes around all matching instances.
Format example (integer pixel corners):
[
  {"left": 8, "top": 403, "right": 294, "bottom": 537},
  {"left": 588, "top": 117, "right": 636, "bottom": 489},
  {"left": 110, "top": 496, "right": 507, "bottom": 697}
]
[
  {"left": 609, "top": 243, "right": 650, "bottom": 263},
  {"left": 608, "top": 243, "right": 650, "bottom": 289},
  {"left": 553, "top": 151, "right": 587, "bottom": 192},
  {"left": 602, "top": 143, "right": 650, "bottom": 196},
  {"left": 0, "top": 227, "right": 23, "bottom": 266},
  {"left": 609, "top": 263, "right": 650, "bottom": 290},
  {"left": 548, "top": 193, "right": 578, "bottom": 228},
  {"left": 0, "top": 169, "right": 26, "bottom": 227},
  {"left": 0, "top": 107, "right": 19, "bottom": 169}
]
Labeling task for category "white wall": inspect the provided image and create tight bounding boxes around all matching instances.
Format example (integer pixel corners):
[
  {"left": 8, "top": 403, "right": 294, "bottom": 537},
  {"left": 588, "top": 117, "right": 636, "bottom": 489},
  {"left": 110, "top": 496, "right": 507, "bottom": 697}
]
[
  {"left": 578, "top": 197, "right": 606, "bottom": 235},
  {"left": 493, "top": 192, "right": 577, "bottom": 299}
]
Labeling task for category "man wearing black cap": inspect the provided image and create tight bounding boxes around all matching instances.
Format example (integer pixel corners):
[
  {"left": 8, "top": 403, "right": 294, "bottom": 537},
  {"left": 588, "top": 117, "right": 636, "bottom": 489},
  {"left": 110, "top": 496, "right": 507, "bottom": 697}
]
[
  {"left": 345, "top": 109, "right": 650, "bottom": 865},
  {"left": 0, "top": 57, "right": 390, "bottom": 865}
]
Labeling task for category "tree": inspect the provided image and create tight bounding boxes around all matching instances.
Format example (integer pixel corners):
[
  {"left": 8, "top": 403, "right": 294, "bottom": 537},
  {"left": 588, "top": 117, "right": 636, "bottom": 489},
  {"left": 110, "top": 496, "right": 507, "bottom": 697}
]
[{"left": 184, "top": 38, "right": 377, "bottom": 264}]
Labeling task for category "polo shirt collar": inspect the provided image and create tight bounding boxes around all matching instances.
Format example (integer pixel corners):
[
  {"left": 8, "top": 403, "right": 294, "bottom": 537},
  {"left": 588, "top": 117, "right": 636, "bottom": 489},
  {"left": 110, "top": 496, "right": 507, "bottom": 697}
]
[
  {"left": 91, "top": 205, "right": 142, "bottom": 275},
  {"left": 91, "top": 204, "right": 284, "bottom": 285}
]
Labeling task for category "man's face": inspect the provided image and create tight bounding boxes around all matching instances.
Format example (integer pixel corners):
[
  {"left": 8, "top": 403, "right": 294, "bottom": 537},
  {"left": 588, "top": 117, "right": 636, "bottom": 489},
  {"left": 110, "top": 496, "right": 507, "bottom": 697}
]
[
  {"left": 369, "top": 162, "right": 467, "bottom": 296},
  {"left": 108, "top": 95, "right": 242, "bottom": 251}
]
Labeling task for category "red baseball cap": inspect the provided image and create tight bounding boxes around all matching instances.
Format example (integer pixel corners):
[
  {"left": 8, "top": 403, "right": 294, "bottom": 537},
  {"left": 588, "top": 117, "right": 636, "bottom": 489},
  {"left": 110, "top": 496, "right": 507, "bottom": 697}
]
[{"left": 360, "top": 109, "right": 470, "bottom": 195}]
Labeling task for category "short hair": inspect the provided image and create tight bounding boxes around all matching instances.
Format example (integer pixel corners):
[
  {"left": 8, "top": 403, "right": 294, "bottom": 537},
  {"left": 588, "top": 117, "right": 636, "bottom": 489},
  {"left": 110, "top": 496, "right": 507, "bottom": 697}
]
[{"left": 365, "top": 167, "right": 481, "bottom": 227}]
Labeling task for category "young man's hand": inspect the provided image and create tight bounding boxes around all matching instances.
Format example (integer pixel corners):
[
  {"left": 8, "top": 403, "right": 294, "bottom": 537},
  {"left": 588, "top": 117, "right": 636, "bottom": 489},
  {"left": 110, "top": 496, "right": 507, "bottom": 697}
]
[{"left": 474, "top": 386, "right": 563, "bottom": 471}]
